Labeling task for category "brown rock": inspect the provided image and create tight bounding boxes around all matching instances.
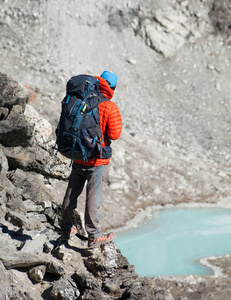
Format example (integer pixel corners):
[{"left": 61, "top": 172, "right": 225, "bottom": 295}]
[{"left": 28, "top": 265, "right": 46, "bottom": 283}]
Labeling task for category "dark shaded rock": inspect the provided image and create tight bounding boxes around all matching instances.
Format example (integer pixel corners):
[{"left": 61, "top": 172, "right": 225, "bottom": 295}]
[
  {"left": 50, "top": 278, "right": 80, "bottom": 300},
  {"left": 120, "top": 271, "right": 139, "bottom": 288},
  {"left": 103, "top": 277, "right": 120, "bottom": 293},
  {"left": 0, "top": 72, "right": 28, "bottom": 110},
  {"left": 43, "top": 240, "right": 54, "bottom": 253},
  {"left": 0, "top": 105, "right": 34, "bottom": 147},
  {"left": 1, "top": 147, "right": 23, "bottom": 211},
  {"left": 84, "top": 253, "right": 105, "bottom": 277},
  {"left": 3, "top": 144, "right": 68, "bottom": 179},
  {"left": 74, "top": 271, "right": 99, "bottom": 290},
  {"left": 44, "top": 203, "right": 62, "bottom": 229},
  {"left": 0, "top": 107, "right": 9, "bottom": 120},
  {"left": 3, "top": 144, "right": 48, "bottom": 171},
  {"left": 81, "top": 288, "right": 111, "bottom": 300},
  {"left": 28, "top": 265, "right": 46, "bottom": 283},
  {"left": 209, "top": 0, "right": 231, "bottom": 36},
  {"left": 122, "top": 279, "right": 155, "bottom": 300},
  {"left": 108, "top": 8, "right": 138, "bottom": 32},
  {"left": 47, "top": 261, "right": 65, "bottom": 277}
]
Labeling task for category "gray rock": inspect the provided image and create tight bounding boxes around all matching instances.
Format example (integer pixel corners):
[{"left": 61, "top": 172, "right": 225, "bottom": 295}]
[
  {"left": 155, "top": 290, "right": 174, "bottom": 300},
  {"left": 0, "top": 229, "right": 18, "bottom": 249},
  {"left": 1, "top": 171, "right": 25, "bottom": 212},
  {"left": 20, "top": 233, "right": 47, "bottom": 254},
  {"left": 3, "top": 144, "right": 51, "bottom": 173},
  {"left": 0, "top": 146, "right": 10, "bottom": 205},
  {"left": 23, "top": 199, "right": 43, "bottom": 213},
  {"left": 0, "top": 72, "right": 28, "bottom": 110},
  {"left": 43, "top": 203, "right": 62, "bottom": 229},
  {"left": 47, "top": 260, "right": 65, "bottom": 277},
  {"left": 26, "top": 214, "right": 45, "bottom": 231},
  {"left": 0, "top": 247, "right": 48, "bottom": 269},
  {"left": 24, "top": 104, "right": 52, "bottom": 145},
  {"left": 122, "top": 279, "right": 155, "bottom": 300},
  {"left": 103, "top": 277, "right": 120, "bottom": 293},
  {"left": 3, "top": 144, "right": 70, "bottom": 179},
  {"left": 0, "top": 145, "right": 8, "bottom": 172},
  {"left": 7, "top": 168, "right": 53, "bottom": 203},
  {"left": 8, "top": 269, "right": 43, "bottom": 300},
  {"left": 0, "top": 260, "right": 10, "bottom": 297},
  {"left": 74, "top": 271, "right": 99, "bottom": 289},
  {"left": 0, "top": 204, "right": 8, "bottom": 218},
  {"left": 81, "top": 288, "right": 111, "bottom": 300},
  {"left": 0, "top": 105, "right": 34, "bottom": 147},
  {"left": 50, "top": 278, "right": 80, "bottom": 300},
  {"left": 4, "top": 181, "right": 25, "bottom": 213},
  {"left": 6, "top": 210, "right": 28, "bottom": 227}
]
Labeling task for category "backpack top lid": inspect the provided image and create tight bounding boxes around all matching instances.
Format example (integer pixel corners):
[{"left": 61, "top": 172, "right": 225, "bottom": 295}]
[
  {"left": 100, "top": 71, "right": 117, "bottom": 88},
  {"left": 66, "top": 74, "right": 99, "bottom": 96}
]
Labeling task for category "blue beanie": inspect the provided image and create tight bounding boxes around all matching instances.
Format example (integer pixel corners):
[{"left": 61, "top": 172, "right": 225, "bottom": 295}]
[{"left": 100, "top": 71, "right": 117, "bottom": 88}]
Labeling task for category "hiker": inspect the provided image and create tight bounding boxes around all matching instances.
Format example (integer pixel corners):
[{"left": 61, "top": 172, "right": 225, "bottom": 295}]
[{"left": 60, "top": 71, "right": 122, "bottom": 248}]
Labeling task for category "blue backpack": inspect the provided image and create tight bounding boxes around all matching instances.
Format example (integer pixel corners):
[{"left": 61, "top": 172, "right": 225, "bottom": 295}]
[{"left": 55, "top": 74, "right": 111, "bottom": 163}]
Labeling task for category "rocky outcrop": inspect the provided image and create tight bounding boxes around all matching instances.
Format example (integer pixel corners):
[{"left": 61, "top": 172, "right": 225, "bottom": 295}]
[
  {"left": 109, "top": 1, "right": 214, "bottom": 57},
  {"left": 0, "top": 73, "right": 165, "bottom": 299},
  {"left": 0, "top": 73, "right": 70, "bottom": 180},
  {"left": 108, "top": 0, "right": 231, "bottom": 57}
]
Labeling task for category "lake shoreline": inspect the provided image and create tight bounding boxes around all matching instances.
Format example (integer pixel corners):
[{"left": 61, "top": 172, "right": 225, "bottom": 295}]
[
  {"left": 114, "top": 200, "right": 231, "bottom": 233},
  {"left": 115, "top": 201, "right": 231, "bottom": 300}
]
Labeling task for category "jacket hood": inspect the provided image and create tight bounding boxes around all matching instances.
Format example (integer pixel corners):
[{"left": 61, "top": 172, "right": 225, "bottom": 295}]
[{"left": 95, "top": 76, "right": 114, "bottom": 100}]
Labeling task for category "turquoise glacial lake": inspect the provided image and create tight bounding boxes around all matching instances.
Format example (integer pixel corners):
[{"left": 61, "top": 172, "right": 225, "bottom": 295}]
[{"left": 115, "top": 208, "right": 231, "bottom": 276}]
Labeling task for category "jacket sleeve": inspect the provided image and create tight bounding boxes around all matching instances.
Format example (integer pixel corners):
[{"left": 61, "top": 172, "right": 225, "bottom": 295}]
[{"left": 107, "top": 102, "right": 122, "bottom": 140}]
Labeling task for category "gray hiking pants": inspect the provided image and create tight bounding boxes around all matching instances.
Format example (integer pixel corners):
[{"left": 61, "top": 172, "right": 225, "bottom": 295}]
[{"left": 61, "top": 163, "right": 105, "bottom": 239}]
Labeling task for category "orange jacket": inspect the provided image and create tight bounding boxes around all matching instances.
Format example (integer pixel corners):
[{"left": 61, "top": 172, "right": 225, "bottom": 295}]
[{"left": 74, "top": 76, "right": 122, "bottom": 166}]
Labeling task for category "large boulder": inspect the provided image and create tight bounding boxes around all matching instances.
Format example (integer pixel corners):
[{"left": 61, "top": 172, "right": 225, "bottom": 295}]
[
  {"left": 0, "top": 105, "right": 34, "bottom": 147},
  {"left": 3, "top": 144, "right": 70, "bottom": 179},
  {"left": 0, "top": 72, "right": 28, "bottom": 110}
]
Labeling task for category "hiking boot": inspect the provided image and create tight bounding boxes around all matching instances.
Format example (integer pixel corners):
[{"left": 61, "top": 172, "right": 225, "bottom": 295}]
[
  {"left": 88, "top": 232, "right": 115, "bottom": 248},
  {"left": 60, "top": 225, "right": 77, "bottom": 241}
]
